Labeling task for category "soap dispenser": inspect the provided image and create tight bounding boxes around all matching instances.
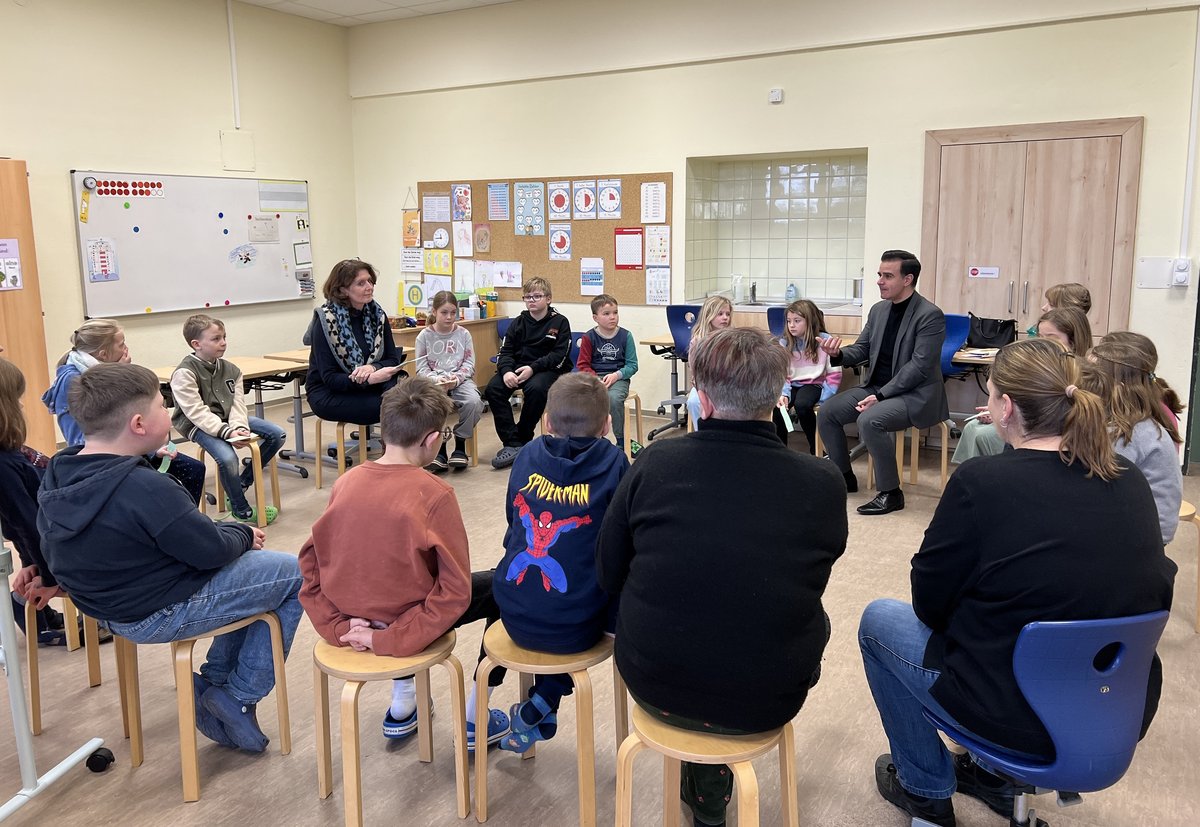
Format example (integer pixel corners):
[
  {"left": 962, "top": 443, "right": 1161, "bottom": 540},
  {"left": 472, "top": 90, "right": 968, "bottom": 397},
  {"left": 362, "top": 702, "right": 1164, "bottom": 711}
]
[{"left": 785, "top": 283, "right": 798, "bottom": 302}]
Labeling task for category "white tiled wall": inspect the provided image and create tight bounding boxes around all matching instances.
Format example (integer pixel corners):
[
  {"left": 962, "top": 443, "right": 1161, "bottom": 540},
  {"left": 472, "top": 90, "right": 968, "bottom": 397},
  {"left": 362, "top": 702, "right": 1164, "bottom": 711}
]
[{"left": 685, "top": 153, "right": 867, "bottom": 301}]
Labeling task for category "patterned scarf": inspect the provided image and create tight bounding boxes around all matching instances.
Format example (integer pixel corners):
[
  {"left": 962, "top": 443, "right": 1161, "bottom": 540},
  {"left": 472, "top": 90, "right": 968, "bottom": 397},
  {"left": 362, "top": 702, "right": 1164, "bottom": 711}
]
[{"left": 319, "top": 300, "right": 386, "bottom": 372}]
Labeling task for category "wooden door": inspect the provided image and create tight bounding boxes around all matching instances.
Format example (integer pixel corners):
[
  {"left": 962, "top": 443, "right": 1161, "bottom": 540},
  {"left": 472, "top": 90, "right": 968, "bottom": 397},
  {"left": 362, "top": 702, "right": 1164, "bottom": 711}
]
[
  {"left": 0, "top": 159, "right": 56, "bottom": 454},
  {"left": 934, "top": 141, "right": 1027, "bottom": 319},
  {"left": 1020, "top": 136, "right": 1122, "bottom": 334}
]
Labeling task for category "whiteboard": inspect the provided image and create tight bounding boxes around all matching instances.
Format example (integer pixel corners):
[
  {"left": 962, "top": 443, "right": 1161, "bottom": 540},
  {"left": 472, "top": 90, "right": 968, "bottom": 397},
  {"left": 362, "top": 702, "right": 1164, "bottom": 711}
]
[{"left": 70, "top": 170, "right": 315, "bottom": 317}]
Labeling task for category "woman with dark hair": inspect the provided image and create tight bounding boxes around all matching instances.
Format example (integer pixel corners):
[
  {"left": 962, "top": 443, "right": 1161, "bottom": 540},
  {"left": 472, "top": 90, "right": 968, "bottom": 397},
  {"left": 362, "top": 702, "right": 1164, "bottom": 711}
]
[
  {"left": 860, "top": 338, "right": 1176, "bottom": 826},
  {"left": 307, "top": 259, "right": 404, "bottom": 425}
]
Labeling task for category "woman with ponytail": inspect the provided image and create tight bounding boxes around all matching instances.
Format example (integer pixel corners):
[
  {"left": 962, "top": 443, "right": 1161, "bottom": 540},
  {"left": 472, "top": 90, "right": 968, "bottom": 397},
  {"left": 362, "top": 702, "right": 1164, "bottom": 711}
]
[{"left": 859, "top": 338, "right": 1175, "bottom": 826}]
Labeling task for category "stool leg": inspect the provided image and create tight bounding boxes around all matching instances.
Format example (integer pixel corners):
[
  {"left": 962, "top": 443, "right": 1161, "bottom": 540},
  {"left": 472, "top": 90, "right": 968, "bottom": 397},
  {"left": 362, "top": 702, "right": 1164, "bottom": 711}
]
[
  {"left": 121, "top": 638, "right": 144, "bottom": 767},
  {"left": 315, "top": 419, "right": 324, "bottom": 489},
  {"left": 215, "top": 465, "right": 225, "bottom": 514},
  {"left": 249, "top": 440, "right": 266, "bottom": 529},
  {"left": 340, "top": 680, "right": 366, "bottom": 827},
  {"left": 518, "top": 671, "right": 536, "bottom": 761},
  {"left": 573, "top": 668, "right": 597, "bottom": 827},
  {"left": 894, "top": 431, "right": 905, "bottom": 490},
  {"left": 475, "top": 658, "right": 498, "bottom": 823},
  {"left": 83, "top": 613, "right": 102, "bottom": 687},
  {"left": 939, "top": 422, "right": 950, "bottom": 489},
  {"left": 731, "top": 760, "right": 761, "bottom": 827},
  {"left": 315, "top": 663, "right": 333, "bottom": 800},
  {"left": 174, "top": 639, "right": 201, "bottom": 802},
  {"left": 615, "top": 733, "right": 648, "bottom": 827},
  {"left": 197, "top": 447, "right": 209, "bottom": 515},
  {"left": 909, "top": 427, "right": 919, "bottom": 485},
  {"left": 440, "top": 655, "right": 471, "bottom": 819},
  {"left": 264, "top": 612, "right": 292, "bottom": 754},
  {"left": 779, "top": 721, "right": 799, "bottom": 827},
  {"left": 358, "top": 424, "right": 368, "bottom": 466},
  {"left": 337, "top": 422, "right": 349, "bottom": 477},
  {"left": 1192, "top": 515, "right": 1200, "bottom": 634},
  {"left": 416, "top": 667, "right": 434, "bottom": 763},
  {"left": 663, "top": 755, "right": 682, "bottom": 827},
  {"left": 612, "top": 659, "right": 629, "bottom": 749},
  {"left": 24, "top": 601, "right": 41, "bottom": 736},
  {"left": 62, "top": 596, "right": 81, "bottom": 651},
  {"left": 115, "top": 637, "right": 130, "bottom": 738}
]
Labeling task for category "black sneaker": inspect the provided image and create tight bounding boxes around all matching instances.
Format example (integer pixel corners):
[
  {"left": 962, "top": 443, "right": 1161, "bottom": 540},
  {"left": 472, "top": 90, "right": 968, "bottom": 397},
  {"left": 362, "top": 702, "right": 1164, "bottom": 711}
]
[
  {"left": 874, "top": 754, "right": 956, "bottom": 827},
  {"left": 427, "top": 449, "right": 449, "bottom": 473},
  {"left": 953, "top": 753, "right": 1016, "bottom": 817}
]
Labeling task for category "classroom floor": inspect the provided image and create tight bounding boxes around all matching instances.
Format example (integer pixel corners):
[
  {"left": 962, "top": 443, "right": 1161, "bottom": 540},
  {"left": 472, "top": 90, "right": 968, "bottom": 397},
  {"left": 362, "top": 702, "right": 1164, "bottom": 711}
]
[{"left": 2, "top": 403, "right": 1198, "bottom": 827}]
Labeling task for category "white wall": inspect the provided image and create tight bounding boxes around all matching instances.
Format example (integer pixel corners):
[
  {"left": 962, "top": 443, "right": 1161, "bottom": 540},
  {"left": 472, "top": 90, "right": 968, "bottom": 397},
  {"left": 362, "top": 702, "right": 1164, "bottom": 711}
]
[
  {"left": 0, "top": 0, "right": 356, "bottom": 407},
  {"left": 348, "top": 8, "right": 1200, "bottom": 406}
]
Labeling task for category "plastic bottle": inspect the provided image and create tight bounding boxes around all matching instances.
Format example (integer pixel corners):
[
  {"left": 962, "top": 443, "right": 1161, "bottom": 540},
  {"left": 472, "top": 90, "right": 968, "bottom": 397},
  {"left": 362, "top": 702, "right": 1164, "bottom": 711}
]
[{"left": 785, "top": 283, "right": 798, "bottom": 302}]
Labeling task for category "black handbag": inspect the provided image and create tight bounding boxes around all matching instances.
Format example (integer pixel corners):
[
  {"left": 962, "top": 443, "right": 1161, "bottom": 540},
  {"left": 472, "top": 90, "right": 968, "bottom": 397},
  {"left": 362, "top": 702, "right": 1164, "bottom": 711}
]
[{"left": 967, "top": 313, "right": 1017, "bottom": 348}]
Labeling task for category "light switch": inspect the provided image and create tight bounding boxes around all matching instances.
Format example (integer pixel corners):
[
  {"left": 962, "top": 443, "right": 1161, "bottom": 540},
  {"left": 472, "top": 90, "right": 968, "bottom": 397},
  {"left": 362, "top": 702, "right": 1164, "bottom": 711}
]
[
  {"left": 768, "top": 88, "right": 784, "bottom": 104},
  {"left": 1173, "top": 257, "right": 1191, "bottom": 286}
]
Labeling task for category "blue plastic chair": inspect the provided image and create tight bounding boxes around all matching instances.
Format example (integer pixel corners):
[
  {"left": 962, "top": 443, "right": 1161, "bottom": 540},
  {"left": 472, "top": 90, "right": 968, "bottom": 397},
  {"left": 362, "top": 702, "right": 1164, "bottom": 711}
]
[
  {"left": 941, "top": 313, "right": 970, "bottom": 378},
  {"left": 490, "top": 317, "right": 514, "bottom": 365},
  {"left": 569, "top": 331, "right": 584, "bottom": 372},
  {"left": 923, "top": 610, "right": 1169, "bottom": 825},
  {"left": 766, "top": 305, "right": 787, "bottom": 338},
  {"left": 666, "top": 304, "right": 702, "bottom": 361}
]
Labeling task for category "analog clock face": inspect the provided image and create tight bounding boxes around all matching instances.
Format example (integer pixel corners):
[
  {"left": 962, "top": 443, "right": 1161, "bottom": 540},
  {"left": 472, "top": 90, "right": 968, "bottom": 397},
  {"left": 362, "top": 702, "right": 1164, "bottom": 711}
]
[
  {"left": 433, "top": 228, "right": 449, "bottom": 249},
  {"left": 575, "top": 188, "right": 594, "bottom": 212}
]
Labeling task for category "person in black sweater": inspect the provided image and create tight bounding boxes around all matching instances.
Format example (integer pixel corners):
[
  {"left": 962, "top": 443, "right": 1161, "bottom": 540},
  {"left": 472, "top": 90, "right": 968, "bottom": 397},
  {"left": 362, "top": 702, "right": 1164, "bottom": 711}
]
[
  {"left": 307, "top": 259, "right": 405, "bottom": 426},
  {"left": 859, "top": 338, "right": 1177, "bottom": 827},
  {"left": 485, "top": 277, "right": 572, "bottom": 469},
  {"left": 597, "top": 327, "right": 847, "bottom": 827}
]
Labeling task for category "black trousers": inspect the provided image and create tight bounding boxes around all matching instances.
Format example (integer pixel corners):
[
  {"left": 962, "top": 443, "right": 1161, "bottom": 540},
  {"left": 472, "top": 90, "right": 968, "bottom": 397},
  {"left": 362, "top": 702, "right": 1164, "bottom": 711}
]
[
  {"left": 455, "top": 570, "right": 507, "bottom": 687},
  {"left": 484, "top": 371, "right": 562, "bottom": 448},
  {"left": 773, "top": 384, "right": 822, "bottom": 453}
]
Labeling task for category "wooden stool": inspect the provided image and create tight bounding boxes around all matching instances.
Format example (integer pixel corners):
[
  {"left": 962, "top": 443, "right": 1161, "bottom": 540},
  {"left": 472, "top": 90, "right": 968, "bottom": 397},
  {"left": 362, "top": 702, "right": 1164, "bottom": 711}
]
[
  {"left": 866, "top": 423, "right": 951, "bottom": 491},
  {"left": 624, "top": 393, "right": 645, "bottom": 462},
  {"left": 315, "top": 420, "right": 372, "bottom": 489},
  {"left": 474, "top": 622, "right": 629, "bottom": 825},
  {"left": 463, "top": 421, "right": 482, "bottom": 467},
  {"left": 23, "top": 596, "right": 103, "bottom": 735},
  {"left": 1179, "top": 501, "right": 1200, "bottom": 633},
  {"left": 313, "top": 632, "right": 469, "bottom": 826},
  {"left": 114, "top": 611, "right": 292, "bottom": 801},
  {"left": 196, "top": 437, "right": 281, "bottom": 528},
  {"left": 616, "top": 705, "right": 798, "bottom": 827}
]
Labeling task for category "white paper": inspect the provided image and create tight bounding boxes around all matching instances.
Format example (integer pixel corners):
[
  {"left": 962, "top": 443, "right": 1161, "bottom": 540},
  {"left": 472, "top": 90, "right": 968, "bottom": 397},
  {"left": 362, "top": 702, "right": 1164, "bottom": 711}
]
[
  {"left": 640, "top": 181, "right": 667, "bottom": 223},
  {"left": 514, "top": 182, "right": 545, "bottom": 236},
  {"left": 645, "top": 225, "right": 670, "bottom": 266},
  {"left": 403, "top": 282, "right": 426, "bottom": 310},
  {"left": 549, "top": 223, "right": 572, "bottom": 261},
  {"left": 598, "top": 178, "right": 621, "bottom": 219},
  {"left": 548, "top": 181, "right": 571, "bottom": 221},
  {"left": 474, "top": 260, "right": 494, "bottom": 289},
  {"left": 293, "top": 241, "right": 312, "bottom": 266},
  {"left": 422, "top": 193, "right": 451, "bottom": 223},
  {"left": 0, "top": 237, "right": 22, "bottom": 291},
  {"left": 85, "top": 237, "right": 120, "bottom": 282},
  {"left": 424, "top": 273, "right": 452, "bottom": 302},
  {"left": 248, "top": 216, "right": 280, "bottom": 243},
  {"left": 454, "top": 257, "right": 475, "bottom": 292},
  {"left": 967, "top": 265, "right": 1000, "bottom": 279},
  {"left": 400, "top": 248, "right": 424, "bottom": 272},
  {"left": 493, "top": 261, "right": 523, "bottom": 288},
  {"left": 453, "top": 220, "right": 473, "bottom": 258},
  {"left": 581, "top": 257, "right": 605, "bottom": 296},
  {"left": 573, "top": 180, "right": 597, "bottom": 220},
  {"left": 614, "top": 228, "right": 643, "bottom": 269},
  {"left": 487, "top": 183, "right": 510, "bottom": 221},
  {"left": 646, "top": 266, "right": 670, "bottom": 305}
]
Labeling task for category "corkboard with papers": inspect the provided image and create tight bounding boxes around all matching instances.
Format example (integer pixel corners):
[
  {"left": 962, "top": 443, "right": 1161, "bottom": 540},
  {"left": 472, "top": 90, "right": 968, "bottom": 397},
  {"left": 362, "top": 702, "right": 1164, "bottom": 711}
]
[{"left": 416, "top": 172, "right": 672, "bottom": 306}]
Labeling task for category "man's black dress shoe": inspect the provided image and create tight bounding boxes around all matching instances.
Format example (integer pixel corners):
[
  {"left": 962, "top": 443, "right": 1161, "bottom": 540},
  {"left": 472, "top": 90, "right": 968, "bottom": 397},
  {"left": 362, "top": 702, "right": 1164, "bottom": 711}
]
[{"left": 857, "top": 489, "right": 904, "bottom": 515}]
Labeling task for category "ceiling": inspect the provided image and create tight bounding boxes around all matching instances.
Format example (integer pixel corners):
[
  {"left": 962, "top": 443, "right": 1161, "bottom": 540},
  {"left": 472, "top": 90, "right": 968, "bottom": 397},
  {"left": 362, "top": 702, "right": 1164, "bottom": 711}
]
[{"left": 240, "top": 0, "right": 520, "bottom": 27}]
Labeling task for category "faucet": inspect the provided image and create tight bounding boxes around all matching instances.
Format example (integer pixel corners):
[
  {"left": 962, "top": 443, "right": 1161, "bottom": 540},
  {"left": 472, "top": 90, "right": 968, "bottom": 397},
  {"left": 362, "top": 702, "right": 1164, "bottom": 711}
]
[{"left": 750, "top": 282, "right": 757, "bottom": 303}]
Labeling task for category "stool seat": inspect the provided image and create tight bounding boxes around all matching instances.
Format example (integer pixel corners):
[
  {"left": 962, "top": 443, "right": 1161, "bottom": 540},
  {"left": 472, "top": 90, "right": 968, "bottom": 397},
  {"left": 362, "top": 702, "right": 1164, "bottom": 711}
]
[
  {"left": 630, "top": 705, "right": 785, "bottom": 764},
  {"left": 481, "top": 623, "right": 615, "bottom": 673},
  {"left": 1179, "top": 501, "right": 1196, "bottom": 521},
  {"left": 1179, "top": 500, "right": 1199, "bottom": 633},
  {"left": 314, "top": 632, "right": 456, "bottom": 680}
]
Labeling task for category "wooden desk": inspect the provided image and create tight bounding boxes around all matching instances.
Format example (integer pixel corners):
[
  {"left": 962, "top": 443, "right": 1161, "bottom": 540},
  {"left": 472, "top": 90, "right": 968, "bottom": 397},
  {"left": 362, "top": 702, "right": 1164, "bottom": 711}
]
[
  {"left": 262, "top": 348, "right": 309, "bottom": 364},
  {"left": 389, "top": 317, "right": 505, "bottom": 384},
  {"left": 951, "top": 348, "right": 998, "bottom": 366}
]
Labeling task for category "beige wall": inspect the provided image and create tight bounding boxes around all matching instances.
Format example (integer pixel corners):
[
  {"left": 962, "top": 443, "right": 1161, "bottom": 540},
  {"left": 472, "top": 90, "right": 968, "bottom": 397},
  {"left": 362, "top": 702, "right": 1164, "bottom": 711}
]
[
  {"left": 350, "top": 9, "right": 1200, "bottom": 405},
  {"left": 0, "top": 0, "right": 355, "bottom": 416}
]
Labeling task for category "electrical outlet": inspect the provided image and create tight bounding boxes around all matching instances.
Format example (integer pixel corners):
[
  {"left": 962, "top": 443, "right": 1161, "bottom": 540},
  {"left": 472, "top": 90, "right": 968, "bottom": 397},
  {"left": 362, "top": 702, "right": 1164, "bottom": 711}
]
[{"left": 768, "top": 88, "right": 784, "bottom": 104}]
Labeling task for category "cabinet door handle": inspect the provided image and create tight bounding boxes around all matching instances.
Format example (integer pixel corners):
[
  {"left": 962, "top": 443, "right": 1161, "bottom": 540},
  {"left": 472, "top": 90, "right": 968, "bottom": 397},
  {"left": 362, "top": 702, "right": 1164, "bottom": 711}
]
[
  {"left": 1022, "top": 281, "right": 1030, "bottom": 314},
  {"left": 1007, "top": 281, "right": 1014, "bottom": 314}
]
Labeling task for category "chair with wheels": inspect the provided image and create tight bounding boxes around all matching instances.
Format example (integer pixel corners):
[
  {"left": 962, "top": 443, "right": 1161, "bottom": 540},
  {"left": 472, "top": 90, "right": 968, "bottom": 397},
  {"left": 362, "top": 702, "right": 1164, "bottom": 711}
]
[
  {"left": 766, "top": 305, "right": 787, "bottom": 338},
  {"left": 941, "top": 313, "right": 971, "bottom": 380},
  {"left": 918, "top": 610, "right": 1170, "bottom": 827},
  {"left": 649, "top": 305, "right": 701, "bottom": 441}
]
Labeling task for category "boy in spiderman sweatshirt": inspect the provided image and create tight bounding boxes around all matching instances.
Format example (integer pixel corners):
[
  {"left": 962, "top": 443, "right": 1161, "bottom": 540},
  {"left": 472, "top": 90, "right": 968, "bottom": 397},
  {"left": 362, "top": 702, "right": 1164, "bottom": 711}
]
[{"left": 492, "top": 372, "right": 628, "bottom": 752}]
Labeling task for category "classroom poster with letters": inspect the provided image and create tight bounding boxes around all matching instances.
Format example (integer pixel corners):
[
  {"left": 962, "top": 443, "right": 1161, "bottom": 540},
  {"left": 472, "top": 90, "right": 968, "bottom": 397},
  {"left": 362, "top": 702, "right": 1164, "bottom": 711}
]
[
  {"left": 422, "top": 193, "right": 451, "bottom": 223},
  {"left": 0, "top": 238, "right": 22, "bottom": 291},
  {"left": 646, "top": 266, "right": 670, "bottom": 305},
  {"left": 640, "top": 181, "right": 667, "bottom": 223},
  {"left": 514, "top": 182, "right": 545, "bottom": 236},
  {"left": 487, "top": 183, "right": 510, "bottom": 221},
  {"left": 400, "top": 248, "right": 424, "bottom": 272},
  {"left": 580, "top": 257, "right": 604, "bottom": 296},
  {"left": 645, "top": 225, "right": 670, "bottom": 266}
]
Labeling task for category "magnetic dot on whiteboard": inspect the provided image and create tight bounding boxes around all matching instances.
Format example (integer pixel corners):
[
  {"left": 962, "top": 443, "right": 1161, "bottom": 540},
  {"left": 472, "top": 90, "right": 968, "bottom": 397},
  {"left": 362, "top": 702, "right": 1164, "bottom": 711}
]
[
  {"left": 223, "top": 229, "right": 229, "bottom": 235},
  {"left": 205, "top": 303, "right": 211, "bottom": 307},
  {"left": 123, "top": 202, "right": 131, "bottom": 209},
  {"left": 133, "top": 226, "right": 140, "bottom": 233},
  {"left": 224, "top": 300, "right": 231, "bottom": 305},
  {"left": 218, "top": 212, "right": 224, "bottom": 219},
  {"left": 144, "top": 307, "right": 152, "bottom": 313}
]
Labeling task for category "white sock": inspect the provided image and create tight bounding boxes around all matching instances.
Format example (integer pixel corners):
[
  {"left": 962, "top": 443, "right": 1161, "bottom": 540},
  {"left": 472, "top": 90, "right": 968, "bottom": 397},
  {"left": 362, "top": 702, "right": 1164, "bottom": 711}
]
[
  {"left": 466, "top": 682, "right": 494, "bottom": 717},
  {"left": 390, "top": 677, "right": 416, "bottom": 720}
]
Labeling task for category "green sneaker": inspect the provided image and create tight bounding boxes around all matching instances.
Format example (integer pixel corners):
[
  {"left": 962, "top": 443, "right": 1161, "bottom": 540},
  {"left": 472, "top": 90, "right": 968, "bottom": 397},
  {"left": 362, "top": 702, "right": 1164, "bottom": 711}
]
[
  {"left": 231, "top": 505, "right": 278, "bottom": 525},
  {"left": 629, "top": 439, "right": 644, "bottom": 459}
]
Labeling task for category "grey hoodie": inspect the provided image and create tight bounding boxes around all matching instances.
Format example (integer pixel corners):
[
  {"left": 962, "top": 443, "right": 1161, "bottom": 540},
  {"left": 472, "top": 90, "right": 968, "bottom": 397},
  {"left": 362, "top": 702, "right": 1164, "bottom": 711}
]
[{"left": 37, "top": 447, "right": 253, "bottom": 623}]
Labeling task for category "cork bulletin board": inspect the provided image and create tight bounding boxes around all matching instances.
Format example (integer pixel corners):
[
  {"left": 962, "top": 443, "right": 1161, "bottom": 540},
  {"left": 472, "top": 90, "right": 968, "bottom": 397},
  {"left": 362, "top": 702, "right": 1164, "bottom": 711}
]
[{"left": 416, "top": 172, "right": 672, "bottom": 306}]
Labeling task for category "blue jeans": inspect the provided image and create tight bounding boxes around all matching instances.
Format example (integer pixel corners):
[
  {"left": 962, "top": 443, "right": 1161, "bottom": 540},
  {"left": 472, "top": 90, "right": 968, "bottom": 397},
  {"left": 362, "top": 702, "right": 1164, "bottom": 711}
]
[
  {"left": 604, "top": 377, "right": 630, "bottom": 446},
  {"left": 686, "top": 387, "right": 700, "bottom": 425},
  {"left": 107, "top": 550, "right": 303, "bottom": 705},
  {"left": 858, "top": 598, "right": 959, "bottom": 799},
  {"left": 192, "top": 417, "right": 287, "bottom": 515}
]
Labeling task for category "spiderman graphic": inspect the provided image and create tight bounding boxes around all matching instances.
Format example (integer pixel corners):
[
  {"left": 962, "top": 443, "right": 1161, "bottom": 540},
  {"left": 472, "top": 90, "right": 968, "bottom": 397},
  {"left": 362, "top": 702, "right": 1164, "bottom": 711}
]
[{"left": 505, "top": 492, "right": 591, "bottom": 593}]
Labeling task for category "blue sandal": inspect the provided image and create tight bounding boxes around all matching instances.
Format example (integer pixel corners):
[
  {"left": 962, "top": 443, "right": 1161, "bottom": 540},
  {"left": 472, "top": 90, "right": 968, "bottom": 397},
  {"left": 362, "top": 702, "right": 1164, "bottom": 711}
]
[
  {"left": 467, "top": 708, "right": 511, "bottom": 752},
  {"left": 499, "top": 696, "right": 556, "bottom": 754}
]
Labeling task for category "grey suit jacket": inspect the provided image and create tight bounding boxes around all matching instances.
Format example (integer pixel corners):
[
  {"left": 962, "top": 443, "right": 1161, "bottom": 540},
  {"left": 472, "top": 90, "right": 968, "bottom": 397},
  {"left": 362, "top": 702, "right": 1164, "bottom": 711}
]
[{"left": 837, "top": 291, "right": 948, "bottom": 428}]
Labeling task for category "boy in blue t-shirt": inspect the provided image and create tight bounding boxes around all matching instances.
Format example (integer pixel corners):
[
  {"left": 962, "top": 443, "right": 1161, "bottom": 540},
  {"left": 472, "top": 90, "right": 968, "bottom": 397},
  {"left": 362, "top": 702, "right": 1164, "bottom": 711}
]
[
  {"left": 574, "top": 294, "right": 638, "bottom": 448},
  {"left": 493, "top": 373, "right": 629, "bottom": 752}
]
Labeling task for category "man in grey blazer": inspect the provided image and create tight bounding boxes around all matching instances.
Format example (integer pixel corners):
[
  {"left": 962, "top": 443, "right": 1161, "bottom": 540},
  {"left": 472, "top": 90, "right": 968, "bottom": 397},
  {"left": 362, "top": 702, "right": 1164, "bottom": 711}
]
[{"left": 817, "top": 250, "right": 947, "bottom": 515}]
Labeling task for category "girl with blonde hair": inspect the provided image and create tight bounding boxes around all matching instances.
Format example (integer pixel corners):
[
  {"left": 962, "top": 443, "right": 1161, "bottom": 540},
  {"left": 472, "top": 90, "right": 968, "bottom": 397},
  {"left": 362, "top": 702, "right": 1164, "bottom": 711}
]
[{"left": 685, "top": 295, "right": 733, "bottom": 424}]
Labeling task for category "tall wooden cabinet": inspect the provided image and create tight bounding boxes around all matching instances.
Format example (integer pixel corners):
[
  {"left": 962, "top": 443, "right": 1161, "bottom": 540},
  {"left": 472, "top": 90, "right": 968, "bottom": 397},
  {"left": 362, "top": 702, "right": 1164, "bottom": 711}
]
[
  {"left": 0, "top": 159, "right": 56, "bottom": 454},
  {"left": 921, "top": 118, "right": 1142, "bottom": 336}
]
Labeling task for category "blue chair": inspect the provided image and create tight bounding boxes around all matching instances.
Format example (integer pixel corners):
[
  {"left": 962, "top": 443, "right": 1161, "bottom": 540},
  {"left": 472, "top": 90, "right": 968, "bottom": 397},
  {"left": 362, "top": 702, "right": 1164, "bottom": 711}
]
[
  {"left": 666, "top": 304, "right": 702, "bottom": 361},
  {"left": 922, "top": 610, "right": 1169, "bottom": 827},
  {"left": 766, "top": 305, "right": 787, "bottom": 338},
  {"left": 569, "top": 331, "right": 584, "bottom": 371},
  {"left": 489, "top": 317, "right": 514, "bottom": 365},
  {"left": 941, "top": 313, "right": 971, "bottom": 379}
]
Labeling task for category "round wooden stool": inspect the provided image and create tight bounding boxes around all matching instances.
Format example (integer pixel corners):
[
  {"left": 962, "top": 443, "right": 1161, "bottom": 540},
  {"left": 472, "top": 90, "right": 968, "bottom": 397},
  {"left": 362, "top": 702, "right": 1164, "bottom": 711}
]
[
  {"left": 114, "top": 611, "right": 291, "bottom": 802},
  {"left": 196, "top": 436, "right": 281, "bottom": 528},
  {"left": 314, "top": 419, "right": 373, "bottom": 489},
  {"left": 473, "top": 621, "right": 629, "bottom": 825},
  {"left": 313, "top": 632, "right": 469, "bottom": 826},
  {"left": 1179, "top": 501, "right": 1199, "bottom": 633},
  {"left": 615, "top": 705, "right": 798, "bottom": 827}
]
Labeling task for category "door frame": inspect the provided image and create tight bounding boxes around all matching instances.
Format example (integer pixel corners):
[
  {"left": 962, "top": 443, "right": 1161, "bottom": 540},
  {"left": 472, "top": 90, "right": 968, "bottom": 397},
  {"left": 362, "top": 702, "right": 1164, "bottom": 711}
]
[{"left": 920, "top": 117, "right": 1144, "bottom": 333}]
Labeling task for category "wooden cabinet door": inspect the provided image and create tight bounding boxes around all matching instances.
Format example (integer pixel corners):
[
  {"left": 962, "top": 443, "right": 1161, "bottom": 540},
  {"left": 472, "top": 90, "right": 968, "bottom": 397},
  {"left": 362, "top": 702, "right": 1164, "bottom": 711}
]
[
  {"left": 1019, "top": 136, "right": 1122, "bottom": 335},
  {"left": 934, "top": 141, "right": 1027, "bottom": 319}
]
